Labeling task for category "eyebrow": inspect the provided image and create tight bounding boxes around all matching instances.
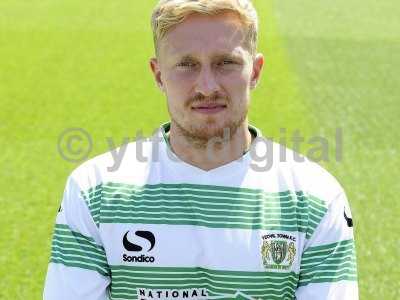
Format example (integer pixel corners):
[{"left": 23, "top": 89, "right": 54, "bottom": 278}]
[{"left": 176, "top": 53, "right": 243, "bottom": 62}]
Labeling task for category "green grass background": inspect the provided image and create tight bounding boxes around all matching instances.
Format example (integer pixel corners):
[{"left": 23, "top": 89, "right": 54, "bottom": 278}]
[{"left": 0, "top": 0, "right": 399, "bottom": 299}]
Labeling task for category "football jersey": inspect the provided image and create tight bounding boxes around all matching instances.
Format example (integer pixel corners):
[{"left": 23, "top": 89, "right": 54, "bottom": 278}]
[{"left": 43, "top": 122, "right": 358, "bottom": 300}]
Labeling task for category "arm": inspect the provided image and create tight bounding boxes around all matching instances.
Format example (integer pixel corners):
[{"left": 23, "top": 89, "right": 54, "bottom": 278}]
[
  {"left": 295, "top": 191, "right": 358, "bottom": 299},
  {"left": 43, "top": 175, "right": 111, "bottom": 300}
]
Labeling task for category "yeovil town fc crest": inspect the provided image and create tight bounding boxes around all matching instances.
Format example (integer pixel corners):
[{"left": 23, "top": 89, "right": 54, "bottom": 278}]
[{"left": 261, "top": 233, "right": 297, "bottom": 270}]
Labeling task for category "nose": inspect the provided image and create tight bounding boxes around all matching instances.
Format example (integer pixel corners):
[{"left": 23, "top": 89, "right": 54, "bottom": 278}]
[{"left": 194, "top": 66, "right": 220, "bottom": 97}]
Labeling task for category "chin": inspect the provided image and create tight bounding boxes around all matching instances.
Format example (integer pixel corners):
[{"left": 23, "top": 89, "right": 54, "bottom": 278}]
[
  {"left": 187, "top": 120, "right": 239, "bottom": 141},
  {"left": 172, "top": 112, "right": 246, "bottom": 141}
]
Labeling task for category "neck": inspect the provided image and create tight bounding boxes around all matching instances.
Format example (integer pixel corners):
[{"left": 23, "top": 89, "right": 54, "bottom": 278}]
[{"left": 167, "top": 121, "right": 253, "bottom": 171}]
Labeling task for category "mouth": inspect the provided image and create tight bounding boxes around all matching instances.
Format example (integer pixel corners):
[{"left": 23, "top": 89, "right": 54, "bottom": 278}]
[{"left": 191, "top": 103, "right": 227, "bottom": 114}]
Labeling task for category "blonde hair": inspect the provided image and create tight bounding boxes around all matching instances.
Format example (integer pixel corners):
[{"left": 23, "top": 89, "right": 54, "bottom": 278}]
[{"left": 151, "top": 0, "right": 259, "bottom": 57}]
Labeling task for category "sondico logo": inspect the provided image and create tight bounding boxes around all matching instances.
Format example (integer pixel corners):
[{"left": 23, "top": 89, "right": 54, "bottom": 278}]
[{"left": 122, "top": 230, "right": 156, "bottom": 263}]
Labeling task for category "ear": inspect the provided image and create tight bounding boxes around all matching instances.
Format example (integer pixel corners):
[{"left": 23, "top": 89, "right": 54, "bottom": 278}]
[
  {"left": 150, "top": 57, "right": 165, "bottom": 92},
  {"left": 250, "top": 53, "right": 264, "bottom": 90}
]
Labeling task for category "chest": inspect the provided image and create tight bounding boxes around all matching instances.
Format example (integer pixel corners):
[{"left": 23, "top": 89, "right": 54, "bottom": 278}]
[{"left": 91, "top": 185, "right": 306, "bottom": 299}]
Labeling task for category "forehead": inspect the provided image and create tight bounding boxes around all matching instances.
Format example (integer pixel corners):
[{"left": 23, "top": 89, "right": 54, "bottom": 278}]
[{"left": 160, "top": 12, "right": 248, "bottom": 59}]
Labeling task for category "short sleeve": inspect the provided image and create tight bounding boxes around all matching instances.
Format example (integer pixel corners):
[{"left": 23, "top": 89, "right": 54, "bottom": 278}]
[
  {"left": 43, "top": 175, "right": 111, "bottom": 300},
  {"left": 295, "top": 191, "right": 359, "bottom": 299}
]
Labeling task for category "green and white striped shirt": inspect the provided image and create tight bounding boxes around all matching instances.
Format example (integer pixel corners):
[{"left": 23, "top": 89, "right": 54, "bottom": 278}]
[{"left": 44, "top": 122, "right": 358, "bottom": 300}]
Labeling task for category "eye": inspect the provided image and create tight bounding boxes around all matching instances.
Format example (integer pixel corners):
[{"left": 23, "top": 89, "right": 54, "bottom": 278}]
[
  {"left": 177, "top": 61, "right": 196, "bottom": 68},
  {"left": 216, "top": 59, "right": 238, "bottom": 68}
]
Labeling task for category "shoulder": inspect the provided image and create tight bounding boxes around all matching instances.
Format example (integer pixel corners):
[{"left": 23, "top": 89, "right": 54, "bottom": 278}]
[
  {"left": 68, "top": 136, "right": 155, "bottom": 194},
  {"left": 253, "top": 137, "right": 346, "bottom": 205},
  {"left": 274, "top": 143, "right": 351, "bottom": 235}
]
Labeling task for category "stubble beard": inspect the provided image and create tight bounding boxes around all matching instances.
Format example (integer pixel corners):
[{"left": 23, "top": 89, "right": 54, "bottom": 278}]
[{"left": 171, "top": 105, "right": 248, "bottom": 150}]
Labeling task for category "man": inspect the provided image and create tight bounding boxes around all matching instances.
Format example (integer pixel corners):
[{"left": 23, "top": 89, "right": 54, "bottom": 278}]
[{"left": 43, "top": 0, "right": 358, "bottom": 299}]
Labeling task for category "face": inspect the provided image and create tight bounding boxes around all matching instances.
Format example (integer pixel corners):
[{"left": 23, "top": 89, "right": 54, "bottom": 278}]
[{"left": 150, "top": 12, "right": 263, "bottom": 141}]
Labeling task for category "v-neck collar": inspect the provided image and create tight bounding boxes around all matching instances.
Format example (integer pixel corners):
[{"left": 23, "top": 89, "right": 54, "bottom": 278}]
[{"left": 156, "top": 121, "right": 263, "bottom": 179}]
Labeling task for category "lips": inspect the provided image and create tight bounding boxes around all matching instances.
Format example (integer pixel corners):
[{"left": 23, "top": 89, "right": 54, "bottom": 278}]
[
  {"left": 191, "top": 103, "right": 227, "bottom": 114},
  {"left": 192, "top": 103, "right": 227, "bottom": 109}
]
